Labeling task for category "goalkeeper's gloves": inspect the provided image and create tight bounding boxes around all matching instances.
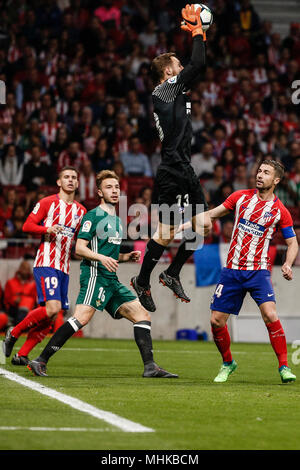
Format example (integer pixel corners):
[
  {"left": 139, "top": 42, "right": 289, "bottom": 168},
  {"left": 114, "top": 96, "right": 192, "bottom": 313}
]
[{"left": 181, "top": 4, "right": 206, "bottom": 40}]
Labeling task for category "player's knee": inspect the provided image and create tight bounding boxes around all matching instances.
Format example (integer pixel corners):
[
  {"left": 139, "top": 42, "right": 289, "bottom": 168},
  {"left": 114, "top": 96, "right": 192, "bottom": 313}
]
[
  {"left": 262, "top": 311, "right": 278, "bottom": 324},
  {"left": 46, "top": 302, "right": 61, "bottom": 318},
  {"left": 210, "top": 314, "right": 226, "bottom": 329}
]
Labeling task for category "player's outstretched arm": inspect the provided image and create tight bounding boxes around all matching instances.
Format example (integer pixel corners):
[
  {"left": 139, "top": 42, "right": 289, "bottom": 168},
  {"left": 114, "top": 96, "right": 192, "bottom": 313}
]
[
  {"left": 208, "top": 204, "right": 230, "bottom": 221},
  {"left": 75, "top": 238, "right": 119, "bottom": 272},
  {"left": 119, "top": 251, "right": 141, "bottom": 263},
  {"left": 281, "top": 236, "right": 299, "bottom": 281}
]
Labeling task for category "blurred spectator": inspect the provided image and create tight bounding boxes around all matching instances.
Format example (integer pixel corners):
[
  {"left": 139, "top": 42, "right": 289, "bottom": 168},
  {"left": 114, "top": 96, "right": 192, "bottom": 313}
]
[
  {"left": 0, "top": 188, "right": 17, "bottom": 237},
  {"left": 273, "top": 133, "right": 290, "bottom": 161},
  {"left": 233, "top": 164, "right": 248, "bottom": 191},
  {"left": 290, "top": 157, "right": 300, "bottom": 207},
  {"left": 57, "top": 140, "right": 88, "bottom": 172},
  {"left": 94, "top": 0, "right": 121, "bottom": 29},
  {"left": 92, "top": 136, "right": 114, "bottom": 172},
  {"left": 125, "top": 42, "right": 150, "bottom": 79},
  {"left": 204, "top": 163, "right": 224, "bottom": 199},
  {"left": 120, "top": 136, "right": 152, "bottom": 176},
  {"left": 106, "top": 65, "right": 134, "bottom": 99},
  {"left": 40, "top": 107, "right": 62, "bottom": 148},
  {"left": 213, "top": 181, "right": 235, "bottom": 207},
  {"left": 128, "top": 101, "right": 150, "bottom": 144},
  {"left": 227, "top": 23, "right": 252, "bottom": 66},
  {"left": 22, "top": 145, "right": 54, "bottom": 190},
  {"left": 3, "top": 204, "right": 28, "bottom": 239},
  {"left": 71, "top": 106, "right": 94, "bottom": 142},
  {"left": 191, "top": 142, "right": 217, "bottom": 179},
  {"left": 282, "top": 142, "right": 300, "bottom": 172},
  {"left": 211, "top": 125, "right": 227, "bottom": 160},
  {"left": 138, "top": 19, "right": 157, "bottom": 51},
  {"left": 0, "top": 144, "right": 24, "bottom": 186},
  {"left": 238, "top": 0, "right": 261, "bottom": 33},
  {"left": 220, "top": 220, "right": 234, "bottom": 243},
  {"left": 275, "top": 173, "right": 298, "bottom": 206},
  {"left": 3, "top": 260, "right": 37, "bottom": 326},
  {"left": 112, "top": 161, "right": 128, "bottom": 196},
  {"left": 83, "top": 124, "right": 102, "bottom": 157},
  {"left": 49, "top": 125, "right": 69, "bottom": 164},
  {"left": 78, "top": 159, "right": 97, "bottom": 203},
  {"left": 65, "top": 100, "right": 81, "bottom": 133},
  {"left": 245, "top": 101, "right": 272, "bottom": 141}
]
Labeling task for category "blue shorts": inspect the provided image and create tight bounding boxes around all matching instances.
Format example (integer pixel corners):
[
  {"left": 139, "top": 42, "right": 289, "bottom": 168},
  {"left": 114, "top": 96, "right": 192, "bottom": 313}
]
[
  {"left": 210, "top": 268, "right": 275, "bottom": 316},
  {"left": 33, "top": 267, "right": 70, "bottom": 310}
]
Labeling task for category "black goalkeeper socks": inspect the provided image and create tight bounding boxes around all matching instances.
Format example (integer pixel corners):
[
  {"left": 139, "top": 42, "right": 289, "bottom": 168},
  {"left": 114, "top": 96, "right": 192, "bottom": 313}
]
[
  {"left": 38, "top": 317, "right": 83, "bottom": 363},
  {"left": 133, "top": 321, "right": 153, "bottom": 365},
  {"left": 166, "top": 229, "right": 201, "bottom": 279},
  {"left": 137, "top": 239, "right": 165, "bottom": 287}
]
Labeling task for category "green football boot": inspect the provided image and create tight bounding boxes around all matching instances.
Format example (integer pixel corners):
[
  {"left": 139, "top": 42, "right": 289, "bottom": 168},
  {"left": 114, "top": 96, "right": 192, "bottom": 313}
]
[
  {"left": 279, "top": 366, "right": 296, "bottom": 384},
  {"left": 214, "top": 360, "right": 237, "bottom": 383}
]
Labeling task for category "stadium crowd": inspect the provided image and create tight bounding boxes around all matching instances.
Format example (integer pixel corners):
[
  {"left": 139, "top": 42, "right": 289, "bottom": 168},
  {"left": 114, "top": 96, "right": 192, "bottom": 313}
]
[{"left": 0, "top": 0, "right": 300, "bottom": 263}]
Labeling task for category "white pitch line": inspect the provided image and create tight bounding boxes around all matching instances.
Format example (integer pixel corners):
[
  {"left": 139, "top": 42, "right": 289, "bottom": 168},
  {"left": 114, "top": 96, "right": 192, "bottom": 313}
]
[
  {"left": 34, "top": 347, "right": 249, "bottom": 355},
  {"left": 0, "top": 367, "right": 154, "bottom": 434},
  {"left": 0, "top": 426, "right": 113, "bottom": 432}
]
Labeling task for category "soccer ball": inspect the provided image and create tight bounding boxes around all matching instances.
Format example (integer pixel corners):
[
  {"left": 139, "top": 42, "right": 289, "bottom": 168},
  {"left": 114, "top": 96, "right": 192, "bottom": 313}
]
[{"left": 194, "top": 3, "right": 213, "bottom": 32}]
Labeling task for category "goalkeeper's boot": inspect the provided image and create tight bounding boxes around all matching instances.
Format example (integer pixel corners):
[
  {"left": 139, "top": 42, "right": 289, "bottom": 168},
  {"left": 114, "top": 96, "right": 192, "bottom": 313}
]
[
  {"left": 214, "top": 360, "right": 237, "bottom": 383},
  {"left": 11, "top": 354, "right": 29, "bottom": 366},
  {"left": 143, "top": 362, "right": 178, "bottom": 378},
  {"left": 279, "top": 366, "right": 296, "bottom": 383},
  {"left": 159, "top": 271, "right": 190, "bottom": 303},
  {"left": 2, "top": 327, "right": 17, "bottom": 357},
  {"left": 130, "top": 276, "right": 156, "bottom": 312},
  {"left": 27, "top": 359, "right": 48, "bottom": 377}
]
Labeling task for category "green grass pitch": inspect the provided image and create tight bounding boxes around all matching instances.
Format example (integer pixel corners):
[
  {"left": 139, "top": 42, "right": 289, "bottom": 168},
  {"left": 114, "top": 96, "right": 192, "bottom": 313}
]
[{"left": 1, "top": 337, "right": 300, "bottom": 450}]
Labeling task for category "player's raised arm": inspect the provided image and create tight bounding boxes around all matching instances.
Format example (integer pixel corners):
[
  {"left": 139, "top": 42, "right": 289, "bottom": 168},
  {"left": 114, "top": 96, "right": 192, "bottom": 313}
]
[{"left": 177, "top": 5, "right": 206, "bottom": 88}]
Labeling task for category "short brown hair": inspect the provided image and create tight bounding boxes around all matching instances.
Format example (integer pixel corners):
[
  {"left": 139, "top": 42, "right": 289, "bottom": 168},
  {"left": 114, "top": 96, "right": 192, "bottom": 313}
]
[
  {"left": 260, "top": 160, "right": 285, "bottom": 180},
  {"left": 151, "top": 52, "right": 176, "bottom": 85},
  {"left": 58, "top": 166, "right": 79, "bottom": 179},
  {"left": 96, "top": 170, "right": 119, "bottom": 189}
]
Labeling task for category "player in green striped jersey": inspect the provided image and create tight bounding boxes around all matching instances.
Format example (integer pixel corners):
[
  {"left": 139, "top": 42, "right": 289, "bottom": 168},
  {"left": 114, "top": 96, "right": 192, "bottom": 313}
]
[{"left": 28, "top": 170, "right": 178, "bottom": 379}]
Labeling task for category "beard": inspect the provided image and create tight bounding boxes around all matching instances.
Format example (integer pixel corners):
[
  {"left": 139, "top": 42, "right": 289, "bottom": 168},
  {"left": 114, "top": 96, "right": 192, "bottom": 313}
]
[{"left": 256, "top": 181, "right": 273, "bottom": 191}]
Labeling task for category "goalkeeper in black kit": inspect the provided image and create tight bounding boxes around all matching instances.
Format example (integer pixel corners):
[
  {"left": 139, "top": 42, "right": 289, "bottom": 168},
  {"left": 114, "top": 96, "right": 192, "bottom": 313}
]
[{"left": 131, "top": 4, "right": 212, "bottom": 311}]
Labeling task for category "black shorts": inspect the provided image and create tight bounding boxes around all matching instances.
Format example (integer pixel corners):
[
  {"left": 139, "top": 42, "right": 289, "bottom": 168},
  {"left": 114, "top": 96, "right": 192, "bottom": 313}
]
[{"left": 152, "top": 165, "right": 208, "bottom": 225}]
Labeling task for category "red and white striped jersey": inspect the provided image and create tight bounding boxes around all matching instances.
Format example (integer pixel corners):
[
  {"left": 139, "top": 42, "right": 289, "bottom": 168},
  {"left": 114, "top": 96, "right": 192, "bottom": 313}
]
[
  {"left": 40, "top": 122, "right": 62, "bottom": 148},
  {"left": 79, "top": 174, "right": 97, "bottom": 201},
  {"left": 57, "top": 149, "right": 88, "bottom": 172},
  {"left": 244, "top": 112, "right": 272, "bottom": 138},
  {"left": 25, "top": 194, "right": 86, "bottom": 274},
  {"left": 223, "top": 189, "right": 295, "bottom": 271}
]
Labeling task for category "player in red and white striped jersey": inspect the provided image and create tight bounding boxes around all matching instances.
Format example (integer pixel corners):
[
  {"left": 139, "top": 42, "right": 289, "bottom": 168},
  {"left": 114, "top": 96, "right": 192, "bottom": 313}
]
[
  {"left": 223, "top": 188, "right": 293, "bottom": 271},
  {"left": 208, "top": 160, "right": 298, "bottom": 383},
  {"left": 3, "top": 166, "right": 86, "bottom": 365},
  {"left": 31, "top": 190, "right": 86, "bottom": 274}
]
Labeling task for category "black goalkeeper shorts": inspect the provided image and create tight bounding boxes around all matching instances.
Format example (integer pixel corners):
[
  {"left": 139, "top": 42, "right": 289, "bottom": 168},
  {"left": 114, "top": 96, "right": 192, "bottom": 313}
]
[{"left": 152, "top": 164, "right": 208, "bottom": 226}]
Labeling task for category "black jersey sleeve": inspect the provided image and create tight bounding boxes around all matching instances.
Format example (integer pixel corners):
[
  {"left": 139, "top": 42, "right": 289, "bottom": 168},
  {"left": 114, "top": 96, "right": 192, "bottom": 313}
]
[{"left": 152, "top": 36, "right": 206, "bottom": 103}]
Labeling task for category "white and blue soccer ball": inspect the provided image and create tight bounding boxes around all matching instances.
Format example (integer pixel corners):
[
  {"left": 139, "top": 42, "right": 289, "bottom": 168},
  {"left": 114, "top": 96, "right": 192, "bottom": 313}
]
[{"left": 193, "top": 3, "right": 213, "bottom": 32}]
